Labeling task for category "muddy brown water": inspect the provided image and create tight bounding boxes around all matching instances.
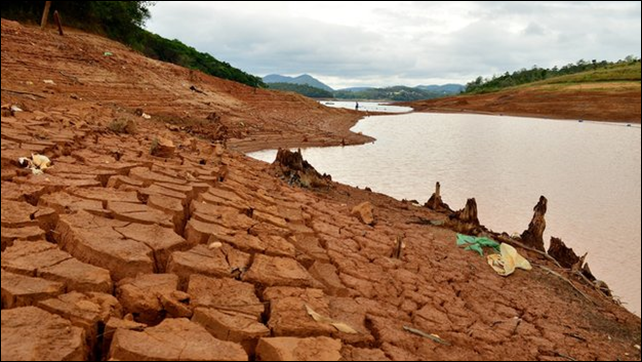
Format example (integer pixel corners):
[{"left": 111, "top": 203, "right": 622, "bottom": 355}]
[{"left": 250, "top": 113, "right": 641, "bottom": 316}]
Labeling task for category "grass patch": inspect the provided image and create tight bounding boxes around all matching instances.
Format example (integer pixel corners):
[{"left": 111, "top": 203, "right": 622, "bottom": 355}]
[{"left": 108, "top": 119, "right": 137, "bottom": 135}]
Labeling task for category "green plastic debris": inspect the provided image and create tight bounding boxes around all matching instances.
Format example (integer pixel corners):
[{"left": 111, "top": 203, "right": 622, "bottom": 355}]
[
  {"left": 103, "top": 52, "right": 113, "bottom": 57},
  {"left": 457, "top": 234, "right": 500, "bottom": 256}
]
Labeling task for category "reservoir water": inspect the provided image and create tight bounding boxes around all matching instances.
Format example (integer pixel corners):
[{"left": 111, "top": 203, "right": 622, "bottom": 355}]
[{"left": 250, "top": 113, "right": 641, "bottom": 316}]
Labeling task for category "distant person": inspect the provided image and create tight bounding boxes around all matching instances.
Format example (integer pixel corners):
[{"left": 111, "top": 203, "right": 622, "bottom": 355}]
[{"left": 355, "top": 102, "right": 360, "bottom": 111}]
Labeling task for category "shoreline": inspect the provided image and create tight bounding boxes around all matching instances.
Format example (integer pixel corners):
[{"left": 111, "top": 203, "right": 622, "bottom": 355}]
[
  {"left": 407, "top": 107, "right": 642, "bottom": 125},
  {"left": 399, "top": 86, "right": 641, "bottom": 125}
]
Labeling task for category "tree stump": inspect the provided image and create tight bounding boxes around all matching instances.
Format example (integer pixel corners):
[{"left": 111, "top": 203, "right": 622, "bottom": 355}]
[
  {"left": 521, "top": 196, "right": 548, "bottom": 251},
  {"left": 548, "top": 237, "right": 580, "bottom": 269},
  {"left": 447, "top": 198, "right": 483, "bottom": 235},
  {"left": 425, "top": 182, "right": 451, "bottom": 212}
]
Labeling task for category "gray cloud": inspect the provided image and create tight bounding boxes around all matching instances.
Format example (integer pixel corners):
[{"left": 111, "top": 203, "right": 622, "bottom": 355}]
[{"left": 146, "top": 1, "right": 641, "bottom": 88}]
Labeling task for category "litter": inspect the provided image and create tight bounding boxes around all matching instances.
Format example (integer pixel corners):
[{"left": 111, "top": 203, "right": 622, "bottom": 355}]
[
  {"left": 457, "top": 234, "right": 500, "bottom": 256},
  {"left": 103, "top": 52, "right": 113, "bottom": 57},
  {"left": 304, "top": 304, "right": 358, "bottom": 334},
  {"left": 208, "top": 242, "right": 223, "bottom": 250},
  {"left": 487, "top": 243, "right": 533, "bottom": 277},
  {"left": 43, "top": 79, "right": 55, "bottom": 85},
  {"left": 32, "top": 154, "right": 51, "bottom": 170},
  {"left": 10, "top": 105, "right": 23, "bottom": 112},
  {"left": 403, "top": 326, "right": 451, "bottom": 346},
  {"left": 141, "top": 113, "right": 152, "bottom": 120},
  {"left": 635, "top": 344, "right": 640, "bottom": 351},
  {"left": 17, "top": 154, "right": 52, "bottom": 175}
]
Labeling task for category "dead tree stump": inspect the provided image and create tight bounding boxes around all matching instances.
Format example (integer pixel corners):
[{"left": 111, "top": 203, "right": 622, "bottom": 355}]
[
  {"left": 425, "top": 182, "right": 451, "bottom": 212},
  {"left": 521, "top": 196, "right": 548, "bottom": 251},
  {"left": 447, "top": 198, "right": 483, "bottom": 235},
  {"left": 548, "top": 237, "right": 580, "bottom": 269}
]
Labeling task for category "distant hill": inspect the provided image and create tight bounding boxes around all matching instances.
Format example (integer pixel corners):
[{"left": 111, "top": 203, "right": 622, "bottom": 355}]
[
  {"left": 267, "top": 83, "right": 334, "bottom": 99},
  {"left": 264, "top": 74, "right": 463, "bottom": 101},
  {"left": 263, "top": 74, "right": 334, "bottom": 92},
  {"left": 334, "top": 86, "right": 445, "bottom": 102},
  {"left": 416, "top": 84, "right": 465, "bottom": 95},
  {"left": 337, "top": 87, "right": 375, "bottom": 93}
]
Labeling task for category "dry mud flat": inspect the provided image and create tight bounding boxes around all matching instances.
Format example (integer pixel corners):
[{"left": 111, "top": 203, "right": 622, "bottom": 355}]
[
  {"left": 1, "top": 18, "right": 641, "bottom": 362},
  {"left": 1, "top": 107, "right": 640, "bottom": 361}
]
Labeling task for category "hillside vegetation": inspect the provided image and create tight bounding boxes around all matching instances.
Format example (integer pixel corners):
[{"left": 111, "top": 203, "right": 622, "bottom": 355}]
[
  {"left": 1, "top": 1, "right": 264, "bottom": 87},
  {"left": 465, "top": 58, "right": 641, "bottom": 94},
  {"left": 537, "top": 62, "right": 641, "bottom": 85},
  {"left": 267, "top": 83, "right": 334, "bottom": 99},
  {"left": 401, "top": 62, "right": 641, "bottom": 123},
  {"left": 333, "top": 86, "right": 447, "bottom": 102}
]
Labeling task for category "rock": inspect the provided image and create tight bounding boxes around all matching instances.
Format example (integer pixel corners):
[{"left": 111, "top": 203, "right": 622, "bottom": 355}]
[
  {"left": 341, "top": 346, "right": 390, "bottom": 361},
  {"left": 116, "top": 274, "right": 179, "bottom": 325},
  {"left": 102, "top": 318, "right": 147, "bottom": 358},
  {"left": 308, "top": 262, "right": 349, "bottom": 297},
  {"left": 2, "top": 240, "right": 69, "bottom": 274},
  {"left": 13, "top": 174, "right": 102, "bottom": 192},
  {"left": 159, "top": 291, "right": 193, "bottom": 319},
  {"left": 1, "top": 225, "right": 46, "bottom": 251},
  {"left": 167, "top": 244, "right": 250, "bottom": 288},
  {"left": 548, "top": 237, "right": 581, "bottom": 269},
  {"left": 107, "top": 201, "right": 174, "bottom": 229},
  {"left": 55, "top": 211, "right": 155, "bottom": 281},
  {"left": 139, "top": 184, "right": 189, "bottom": 204},
  {"left": 1, "top": 200, "right": 57, "bottom": 232},
  {"left": 151, "top": 137, "right": 175, "bottom": 158},
  {"left": 1, "top": 307, "right": 87, "bottom": 361},
  {"left": 256, "top": 337, "right": 342, "bottom": 361},
  {"left": 0, "top": 181, "right": 46, "bottom": 205},
  {"left": 69, "top": 187, "right": 140, "bottom": 204},
  {"left": 1, "top": 240, "right": 113, "bottom": 294},
  {"left": 39, "top": 191, "right": 107, "bottom": 216},
  {"left": 244, "top": 254, "right": 322, "bottom": 289},
  {"left": 521, "top": 196, "right": 548, "bottom": 251},
  {"left": 147, "top": 194, "right": 187, "bottom": 233},
  {"left": 39, "top": 258, "right": 113, "bottom": 294},
  {"left": 107, "top": 175, "right": 144, "bottom": 189},
  {"left": 263, "top": 287, "right": 335, "bottom": 337},
  {"left": 193, "top": 308, "right": 270, "bottom": 355},
  {"left": 1, "top": 270, "right": 65, "bottom": 309},
  {"left": 114, "top": 223, "right": 190, "bottom": 272},
  {"left": 37, "top": 292, "right": 122, "bottom": 359},
  {"left": 109, "top": 318, "right": 248, "bottom": 361},
  {"left": 189, "top": 275, "right": 264, "bottom": 319},
  {"left": 129, "top": 167, "right": 188, "bottom": 187},
  {"left": 351, "top": 202, "right": 375, "bottom": 226}
]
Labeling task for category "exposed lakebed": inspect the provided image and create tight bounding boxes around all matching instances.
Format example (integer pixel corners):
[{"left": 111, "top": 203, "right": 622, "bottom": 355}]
[{"left": 250, "top": 113, "right": 642, "bottom": 315}]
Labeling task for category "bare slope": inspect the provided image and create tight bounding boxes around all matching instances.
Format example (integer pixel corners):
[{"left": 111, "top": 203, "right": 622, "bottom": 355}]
[{"left": 403, "top": 64, "right": 641, "bottom": 123}]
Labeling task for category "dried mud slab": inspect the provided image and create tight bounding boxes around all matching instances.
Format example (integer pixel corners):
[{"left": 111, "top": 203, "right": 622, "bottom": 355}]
[{"left": 1, "top": 307, "right": 87, "bottom": 361}]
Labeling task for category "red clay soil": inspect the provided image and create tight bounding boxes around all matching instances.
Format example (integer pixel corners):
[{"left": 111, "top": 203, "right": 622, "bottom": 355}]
[
  {"left": 401, "top": 84, "right": 641, "bottom": 123},
  {"left": 1, "top": 19, "right": 641, "bottom": 361},
  {"left": 0, "top": 19, "right": 369, "bottom": 154}
]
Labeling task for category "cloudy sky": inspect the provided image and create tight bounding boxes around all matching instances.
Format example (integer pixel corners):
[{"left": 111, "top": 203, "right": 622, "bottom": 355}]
[{"left": 146, "top": 1, "right": 641, "bottom": 89}]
